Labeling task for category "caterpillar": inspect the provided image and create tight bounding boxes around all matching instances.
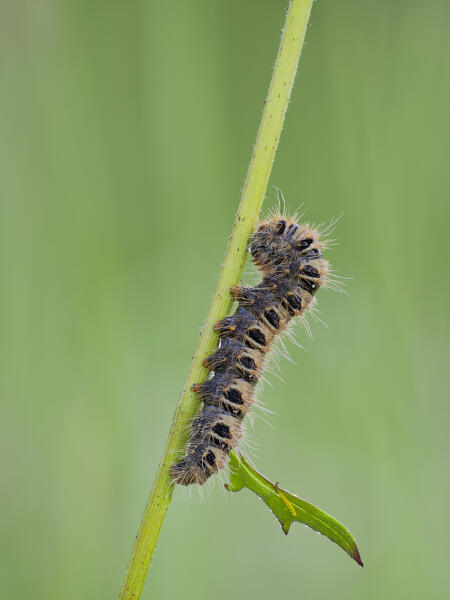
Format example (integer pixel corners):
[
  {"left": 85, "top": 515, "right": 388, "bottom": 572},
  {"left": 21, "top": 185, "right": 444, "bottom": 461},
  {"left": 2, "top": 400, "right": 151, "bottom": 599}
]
[{"left": 171, "top": 214, "right": 329, "bottom": 486}]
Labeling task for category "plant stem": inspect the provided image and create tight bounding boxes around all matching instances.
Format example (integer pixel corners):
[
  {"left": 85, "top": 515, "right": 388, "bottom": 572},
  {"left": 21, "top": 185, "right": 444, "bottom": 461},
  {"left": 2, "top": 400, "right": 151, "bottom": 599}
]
[{"left": 119, "top": 2, "right": 314, "bottom": 598}]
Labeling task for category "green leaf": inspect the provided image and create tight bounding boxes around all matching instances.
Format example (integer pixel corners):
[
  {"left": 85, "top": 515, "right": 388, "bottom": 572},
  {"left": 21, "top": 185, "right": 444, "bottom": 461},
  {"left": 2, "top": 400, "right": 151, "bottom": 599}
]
[{"left": 225, "top": 452, "right": 363, "bottom": 567}]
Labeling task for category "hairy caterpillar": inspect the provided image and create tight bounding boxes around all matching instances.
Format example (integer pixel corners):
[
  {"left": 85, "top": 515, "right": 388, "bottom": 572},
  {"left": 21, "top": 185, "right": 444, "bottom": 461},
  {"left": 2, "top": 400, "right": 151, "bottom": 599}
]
[{"left": 171, "top": 214, "right": 329, "bottom": 486}]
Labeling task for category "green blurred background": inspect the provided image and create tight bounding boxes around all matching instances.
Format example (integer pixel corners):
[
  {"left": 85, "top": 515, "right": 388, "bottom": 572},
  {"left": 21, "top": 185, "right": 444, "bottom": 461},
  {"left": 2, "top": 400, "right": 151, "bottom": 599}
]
[{"left": 2, "top": 1, "right": 450, "bottom": 598}]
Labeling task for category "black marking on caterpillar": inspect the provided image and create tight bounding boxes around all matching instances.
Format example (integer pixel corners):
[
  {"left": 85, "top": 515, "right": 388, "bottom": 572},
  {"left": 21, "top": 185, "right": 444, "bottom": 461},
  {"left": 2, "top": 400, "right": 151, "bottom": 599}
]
[{"left": 171, "top": 214, "right": 329, "bottom": 485}]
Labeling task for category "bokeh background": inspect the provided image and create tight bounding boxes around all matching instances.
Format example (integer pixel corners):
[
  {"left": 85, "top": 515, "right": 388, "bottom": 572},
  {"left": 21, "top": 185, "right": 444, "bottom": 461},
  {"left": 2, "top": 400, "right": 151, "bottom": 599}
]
[{"left": 2, "top": 1, "right": 450, "bottom": 598}]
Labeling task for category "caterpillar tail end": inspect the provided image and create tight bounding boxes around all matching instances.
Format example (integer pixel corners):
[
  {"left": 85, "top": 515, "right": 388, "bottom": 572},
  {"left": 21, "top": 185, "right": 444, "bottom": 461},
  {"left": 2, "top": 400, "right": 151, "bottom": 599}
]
[{"left": 170, "top": 458, "right": 212, "bottom": 486}]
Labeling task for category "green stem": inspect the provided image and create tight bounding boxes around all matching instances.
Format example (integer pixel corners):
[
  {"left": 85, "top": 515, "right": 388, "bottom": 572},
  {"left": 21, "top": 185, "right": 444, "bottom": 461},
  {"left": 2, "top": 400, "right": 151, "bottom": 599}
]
[{"left": 119, "top": 2, "right": 314, "bottom": 598}]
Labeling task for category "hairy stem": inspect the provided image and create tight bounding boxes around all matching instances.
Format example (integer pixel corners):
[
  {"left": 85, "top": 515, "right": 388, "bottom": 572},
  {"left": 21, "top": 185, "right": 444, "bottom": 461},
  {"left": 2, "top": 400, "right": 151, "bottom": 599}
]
[{"left": 119, "top": 2, "right": 314, "bottom": 598}]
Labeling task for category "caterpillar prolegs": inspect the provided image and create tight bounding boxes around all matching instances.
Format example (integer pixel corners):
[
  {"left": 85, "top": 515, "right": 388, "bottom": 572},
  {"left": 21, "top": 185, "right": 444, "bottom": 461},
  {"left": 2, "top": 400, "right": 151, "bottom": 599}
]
[{"left": 170, "top": 215, "right": 329, "bottom": 486}]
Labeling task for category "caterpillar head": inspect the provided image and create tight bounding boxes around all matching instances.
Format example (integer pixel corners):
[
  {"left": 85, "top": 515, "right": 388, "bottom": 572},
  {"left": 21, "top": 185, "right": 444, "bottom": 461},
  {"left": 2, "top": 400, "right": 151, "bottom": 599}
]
[{"left": 250, "top": 216, "right": 324, "bottom": 273}]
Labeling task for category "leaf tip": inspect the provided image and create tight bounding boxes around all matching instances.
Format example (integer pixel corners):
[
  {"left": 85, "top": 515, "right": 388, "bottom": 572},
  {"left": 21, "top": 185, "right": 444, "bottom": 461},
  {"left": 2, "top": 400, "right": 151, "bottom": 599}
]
[
  {"left": 352, "top": 546, "right": 364, "bottom": 567},
  {"left": 280, "top": 520, "right": 291, "bottom": 535}
]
